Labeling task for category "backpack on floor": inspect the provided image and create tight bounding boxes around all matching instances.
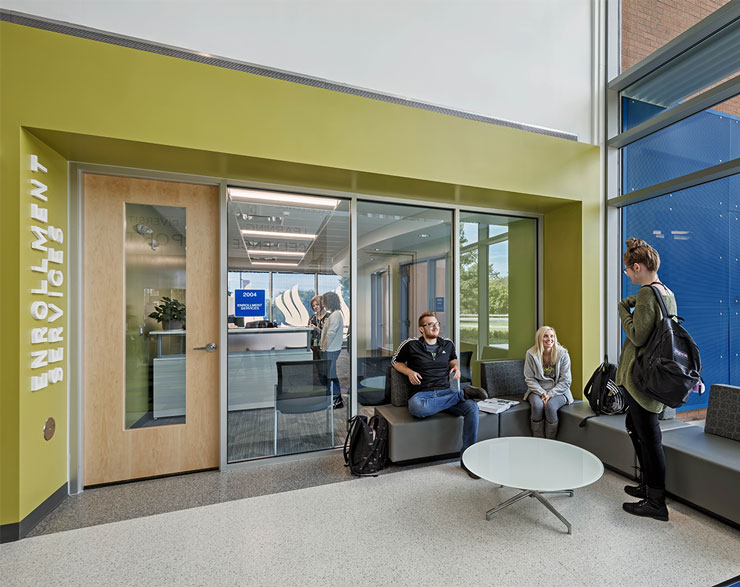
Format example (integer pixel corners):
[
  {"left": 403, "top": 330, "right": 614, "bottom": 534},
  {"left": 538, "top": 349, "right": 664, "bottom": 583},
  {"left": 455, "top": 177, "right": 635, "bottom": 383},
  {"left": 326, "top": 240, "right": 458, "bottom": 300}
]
[
  {"left": 579, "top": 356, "right": 625, "bottom": 427},
  {"left": 343, "top": 415, "right": 389, "bottom": 477},
  {"left": 632, "top": 284, "right": 702, "bottom": 409}
]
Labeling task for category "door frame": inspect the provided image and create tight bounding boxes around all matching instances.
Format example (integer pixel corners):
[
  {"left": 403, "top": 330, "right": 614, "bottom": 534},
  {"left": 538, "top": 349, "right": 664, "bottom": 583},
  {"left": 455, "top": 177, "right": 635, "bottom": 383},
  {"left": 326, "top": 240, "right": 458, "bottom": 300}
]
[{"left": 68, "top": 163, "right": 544, "bottom": 490}]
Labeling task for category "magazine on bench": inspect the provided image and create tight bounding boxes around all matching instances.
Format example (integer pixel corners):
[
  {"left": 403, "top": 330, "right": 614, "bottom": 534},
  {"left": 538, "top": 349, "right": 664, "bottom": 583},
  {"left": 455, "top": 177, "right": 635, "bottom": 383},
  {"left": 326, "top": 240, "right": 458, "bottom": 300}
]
[{"left": 477, "top": 398, "right": 519, "bottom": 414}]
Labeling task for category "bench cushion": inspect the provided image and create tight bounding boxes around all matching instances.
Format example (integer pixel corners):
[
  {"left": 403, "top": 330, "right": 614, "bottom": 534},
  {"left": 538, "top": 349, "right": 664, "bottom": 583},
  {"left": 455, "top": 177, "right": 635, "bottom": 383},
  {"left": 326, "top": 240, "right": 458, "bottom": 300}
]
[
  {"left": 662, "top": 424, "right": 740, "bottom": 525},
  {"left": 376, "top": 404, "right": 499, "bottom": 463}
]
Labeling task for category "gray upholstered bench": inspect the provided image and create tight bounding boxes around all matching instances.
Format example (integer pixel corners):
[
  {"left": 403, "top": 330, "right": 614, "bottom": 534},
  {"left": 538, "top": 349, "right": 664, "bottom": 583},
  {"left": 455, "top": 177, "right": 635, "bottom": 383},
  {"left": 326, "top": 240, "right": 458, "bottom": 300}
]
[
  {"left": 479, "top": 359, "right": 688, "bottom": 477},
  {"left": 375, "top": 369, "right": 498, "bottom": 463},
  {"left": 661, "top": 384, "right": 740, "bottom": 526}
]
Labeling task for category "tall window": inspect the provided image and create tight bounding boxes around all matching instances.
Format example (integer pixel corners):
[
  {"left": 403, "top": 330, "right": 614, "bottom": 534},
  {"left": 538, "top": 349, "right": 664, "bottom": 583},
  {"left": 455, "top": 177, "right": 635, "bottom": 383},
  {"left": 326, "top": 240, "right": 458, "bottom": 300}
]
[
  {"left": 612, "top": 1, "right": 740, "bottom": 410},
  {"left": 459, "top": 212, "right": 537, "bottom": 386}
]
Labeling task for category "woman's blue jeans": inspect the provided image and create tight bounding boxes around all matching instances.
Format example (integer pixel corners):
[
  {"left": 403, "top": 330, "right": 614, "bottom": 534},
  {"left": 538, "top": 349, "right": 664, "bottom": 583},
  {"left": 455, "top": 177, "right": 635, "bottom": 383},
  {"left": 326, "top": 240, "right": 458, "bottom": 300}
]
[{"left": 407, "top": 388, "right": 479, "bottom": 452}]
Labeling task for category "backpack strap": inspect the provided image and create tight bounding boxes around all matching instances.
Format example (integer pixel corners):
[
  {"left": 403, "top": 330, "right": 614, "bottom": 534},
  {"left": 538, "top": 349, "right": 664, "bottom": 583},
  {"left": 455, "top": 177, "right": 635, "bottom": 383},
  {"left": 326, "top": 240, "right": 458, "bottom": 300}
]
[
  {"left": 645, "top": 283, "right": 670, "bottom": 320},
  {"left": 579, "top": 415, "right": 596, "bottom": 428}
]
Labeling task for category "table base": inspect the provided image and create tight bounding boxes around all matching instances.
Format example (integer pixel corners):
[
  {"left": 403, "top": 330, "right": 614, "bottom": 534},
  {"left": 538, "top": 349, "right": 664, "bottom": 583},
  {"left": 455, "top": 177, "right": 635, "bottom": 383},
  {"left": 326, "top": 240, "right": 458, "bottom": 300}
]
[{"left": 485, "top": 489, "right": 575, "bottom": 534}]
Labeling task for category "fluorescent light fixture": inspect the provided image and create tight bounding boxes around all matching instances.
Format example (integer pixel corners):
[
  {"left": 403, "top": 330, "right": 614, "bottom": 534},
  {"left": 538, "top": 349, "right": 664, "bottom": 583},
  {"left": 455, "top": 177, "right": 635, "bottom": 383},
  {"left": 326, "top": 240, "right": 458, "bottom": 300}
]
[
  {"left": 229, "top": 187, "right": 340, "bottom": 208},
  {"left": 249, "top": 249, "right": 305, "bottom": 257},
  {"left": 241, "top": 229, "right": 316, "bottom": 240},
  {"left": 250, "top": 261, "right": 300, "bottom": 267}
]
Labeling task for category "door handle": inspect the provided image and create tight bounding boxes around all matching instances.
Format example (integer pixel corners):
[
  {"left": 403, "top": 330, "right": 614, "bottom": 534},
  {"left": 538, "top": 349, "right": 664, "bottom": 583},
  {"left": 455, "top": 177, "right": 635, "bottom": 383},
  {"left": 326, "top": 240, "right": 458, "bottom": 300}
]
[{"left": 193, "top": 342, "right": 217, "bottom": 352}]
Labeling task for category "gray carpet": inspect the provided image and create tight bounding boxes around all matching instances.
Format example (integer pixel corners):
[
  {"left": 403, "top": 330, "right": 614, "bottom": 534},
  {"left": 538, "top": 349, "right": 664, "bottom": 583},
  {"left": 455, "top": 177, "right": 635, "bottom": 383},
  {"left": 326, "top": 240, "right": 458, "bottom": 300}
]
[
  {"left": 6, "top": 464, "right": 740, "bottom": 586},
  {"left": 227, "top": 398, "right": 376, "bottom": 461}
]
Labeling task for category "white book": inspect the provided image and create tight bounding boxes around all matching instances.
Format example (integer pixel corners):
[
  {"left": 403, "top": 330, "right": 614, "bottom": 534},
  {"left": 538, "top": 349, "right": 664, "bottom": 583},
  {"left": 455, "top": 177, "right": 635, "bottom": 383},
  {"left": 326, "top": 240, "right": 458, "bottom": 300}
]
[{"left": 478, "top": 398, "right": 519, "bottom": 414}]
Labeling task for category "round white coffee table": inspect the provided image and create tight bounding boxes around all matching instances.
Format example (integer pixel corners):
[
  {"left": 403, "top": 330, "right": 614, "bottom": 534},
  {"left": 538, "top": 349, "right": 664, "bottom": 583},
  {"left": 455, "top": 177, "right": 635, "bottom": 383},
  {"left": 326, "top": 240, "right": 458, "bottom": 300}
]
[{"left": 462, "top": 437, "right": 604, "bottom": 534}]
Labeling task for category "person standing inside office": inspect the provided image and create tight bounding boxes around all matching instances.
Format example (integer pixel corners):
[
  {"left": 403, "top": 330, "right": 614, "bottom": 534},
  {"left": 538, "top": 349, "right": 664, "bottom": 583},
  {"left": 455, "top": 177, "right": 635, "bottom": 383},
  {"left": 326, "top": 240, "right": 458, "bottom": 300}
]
[
  {"left": 320, "top": 291, "right": 344, "bottom": 409},
  {"left": 308, "top": 295, "right": 327, "bottom": 361},
  {"left": 617, "top": 237, "right": 674, "bottom": 522},
  {"left": 391, "top": 311, "right": 486, "bottom": 478}
]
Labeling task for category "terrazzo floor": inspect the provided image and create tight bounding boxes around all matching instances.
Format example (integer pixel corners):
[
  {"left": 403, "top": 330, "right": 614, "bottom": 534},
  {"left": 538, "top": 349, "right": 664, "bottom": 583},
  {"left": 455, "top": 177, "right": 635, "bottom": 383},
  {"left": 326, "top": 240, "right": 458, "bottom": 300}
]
[
  {"left": 26, "top": 449, "right": 443, "bottom": 537},
  {"left": 3, "top": 462, "right": 740, "bottom": 587}
]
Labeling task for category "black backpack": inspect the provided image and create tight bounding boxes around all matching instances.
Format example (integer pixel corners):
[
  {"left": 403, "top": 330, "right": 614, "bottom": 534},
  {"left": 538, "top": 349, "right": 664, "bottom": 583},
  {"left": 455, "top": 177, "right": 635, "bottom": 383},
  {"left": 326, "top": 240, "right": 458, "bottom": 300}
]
[
  {"left": 343, "top": 415, "right": 389, "bottom": 477},
  {"left": 579, "top": 356, "right": 625, "bottom": 427},
  {"left": 632, "top": 285, "right": 702, "bottom": 408}
]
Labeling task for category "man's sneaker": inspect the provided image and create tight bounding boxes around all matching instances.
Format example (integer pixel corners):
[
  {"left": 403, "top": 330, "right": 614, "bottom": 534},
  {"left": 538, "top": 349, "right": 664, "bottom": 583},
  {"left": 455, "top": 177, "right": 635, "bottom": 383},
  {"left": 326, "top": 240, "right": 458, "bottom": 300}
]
[{"left": 463, "top": 385, "right": 487, "bottom": 401}]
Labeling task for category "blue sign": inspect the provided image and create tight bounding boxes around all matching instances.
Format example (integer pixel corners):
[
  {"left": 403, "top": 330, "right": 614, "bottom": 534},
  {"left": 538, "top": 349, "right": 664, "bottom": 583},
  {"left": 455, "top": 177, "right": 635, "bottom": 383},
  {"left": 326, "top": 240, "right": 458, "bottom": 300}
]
[
  {"left": 435, "top": 297, "right": 445, "bottom": 312},
  {"left": 235, "top": 289, "right": 266, "bottom": 317}
]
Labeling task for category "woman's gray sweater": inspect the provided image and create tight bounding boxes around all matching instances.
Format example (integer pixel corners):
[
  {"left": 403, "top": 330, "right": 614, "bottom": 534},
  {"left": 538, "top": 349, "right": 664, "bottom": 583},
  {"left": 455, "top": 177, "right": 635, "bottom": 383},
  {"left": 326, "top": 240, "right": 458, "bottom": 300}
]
[{"left": 523, "top": 346, "right": 574, "bottom": 404}]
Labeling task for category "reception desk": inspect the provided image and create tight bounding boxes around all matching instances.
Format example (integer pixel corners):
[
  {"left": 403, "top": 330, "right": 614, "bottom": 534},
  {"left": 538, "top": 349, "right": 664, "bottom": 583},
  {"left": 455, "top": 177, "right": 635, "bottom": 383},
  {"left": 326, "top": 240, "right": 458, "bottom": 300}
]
[{"left": 227, "top": 327, "right": 313, "bottom": 411}]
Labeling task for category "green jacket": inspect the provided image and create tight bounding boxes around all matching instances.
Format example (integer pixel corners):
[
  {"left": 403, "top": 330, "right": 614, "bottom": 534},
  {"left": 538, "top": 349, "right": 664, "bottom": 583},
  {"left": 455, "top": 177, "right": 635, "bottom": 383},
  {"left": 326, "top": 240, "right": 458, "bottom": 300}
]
[{"left": 616, "top": 285, "right": 677, "bottom": 413}]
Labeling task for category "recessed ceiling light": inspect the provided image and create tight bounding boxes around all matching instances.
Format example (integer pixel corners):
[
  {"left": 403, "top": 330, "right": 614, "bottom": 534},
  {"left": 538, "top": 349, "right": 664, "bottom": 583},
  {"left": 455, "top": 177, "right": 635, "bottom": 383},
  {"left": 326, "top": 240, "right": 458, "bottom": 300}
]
[
  {"left": 249, "top": 249, "right": 305, "bottom": 257},
  {"left": 419, "top": 233, "right": 430, "bottom": 238},
  {"left": 250, "top": 261, "right": 300, "bottom": 267},
  {"left": 241, "top": 229, "right": 316, "bottom": 240},
  {"left": 229, "top": 187, "right": 340, "bottom": 209}
]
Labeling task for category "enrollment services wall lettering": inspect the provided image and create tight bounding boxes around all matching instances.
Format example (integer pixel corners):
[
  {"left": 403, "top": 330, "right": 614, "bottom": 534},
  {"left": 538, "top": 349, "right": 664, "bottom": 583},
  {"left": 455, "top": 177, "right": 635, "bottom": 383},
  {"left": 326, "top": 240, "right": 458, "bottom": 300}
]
[{"left": 28, "top": 154, "right": 65, "bottom": 392}]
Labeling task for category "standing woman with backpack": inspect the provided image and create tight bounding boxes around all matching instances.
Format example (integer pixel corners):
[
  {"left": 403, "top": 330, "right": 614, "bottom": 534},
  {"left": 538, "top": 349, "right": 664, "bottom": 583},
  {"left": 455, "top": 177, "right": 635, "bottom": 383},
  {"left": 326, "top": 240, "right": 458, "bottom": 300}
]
[{"left": 617, "top": 237, "right": 676, "bottom": 521}]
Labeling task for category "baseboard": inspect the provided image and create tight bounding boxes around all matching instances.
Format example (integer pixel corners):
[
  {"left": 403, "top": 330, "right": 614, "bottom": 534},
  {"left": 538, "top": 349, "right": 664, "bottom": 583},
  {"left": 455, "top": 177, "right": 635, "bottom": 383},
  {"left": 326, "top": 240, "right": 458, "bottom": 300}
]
[{"left": 0, "top": 482, "right": 67, "bottom": 543}]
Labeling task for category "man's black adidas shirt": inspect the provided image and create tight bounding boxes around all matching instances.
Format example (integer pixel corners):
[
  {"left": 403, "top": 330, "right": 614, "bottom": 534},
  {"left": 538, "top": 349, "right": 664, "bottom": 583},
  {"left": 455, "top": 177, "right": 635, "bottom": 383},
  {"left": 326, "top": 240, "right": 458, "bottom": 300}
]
[{"left": 392, "top": 336, "right": 457, "bottom": 395}]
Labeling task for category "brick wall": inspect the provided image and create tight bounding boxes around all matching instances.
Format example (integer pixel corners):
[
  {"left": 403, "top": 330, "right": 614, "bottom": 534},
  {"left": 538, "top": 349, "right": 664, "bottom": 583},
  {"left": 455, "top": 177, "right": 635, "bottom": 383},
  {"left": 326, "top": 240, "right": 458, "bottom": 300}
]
[{"left": 622, "top": 0, "right": 740, "bottom": 117}]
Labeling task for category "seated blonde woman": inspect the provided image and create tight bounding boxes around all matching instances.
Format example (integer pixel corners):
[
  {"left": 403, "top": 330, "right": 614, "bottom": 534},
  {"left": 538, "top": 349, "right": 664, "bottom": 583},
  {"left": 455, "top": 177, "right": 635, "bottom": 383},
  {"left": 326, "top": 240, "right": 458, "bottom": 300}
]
[{"left": 523, "top": 326, "right": 574, "bottom": 439}]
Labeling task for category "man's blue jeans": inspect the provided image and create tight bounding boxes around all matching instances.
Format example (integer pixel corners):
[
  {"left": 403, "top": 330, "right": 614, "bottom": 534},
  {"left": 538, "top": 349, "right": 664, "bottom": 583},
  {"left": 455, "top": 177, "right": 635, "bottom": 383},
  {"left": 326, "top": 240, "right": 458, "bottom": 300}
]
[{"left": 407, "top": 388, "right": 479, "bottom": 452}]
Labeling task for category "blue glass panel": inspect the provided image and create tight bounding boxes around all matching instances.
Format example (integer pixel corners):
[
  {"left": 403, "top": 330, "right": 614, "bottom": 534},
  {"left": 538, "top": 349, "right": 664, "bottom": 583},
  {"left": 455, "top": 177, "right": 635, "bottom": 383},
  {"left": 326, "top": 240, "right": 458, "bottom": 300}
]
[
  {"left": 730, "top": 212, "right": 740, "bottom": 387},
  {"left": 730, "top": 175, "right": 740, "bottom": 213},
  {"left": 622, "top": 181, "right": 737, "bottom": 411},
  {"left": 622, "top": 97, "right": 665, "bottom": 132},
  {"left": 623, "top": 106, "right": 739, "bottom": 194}
]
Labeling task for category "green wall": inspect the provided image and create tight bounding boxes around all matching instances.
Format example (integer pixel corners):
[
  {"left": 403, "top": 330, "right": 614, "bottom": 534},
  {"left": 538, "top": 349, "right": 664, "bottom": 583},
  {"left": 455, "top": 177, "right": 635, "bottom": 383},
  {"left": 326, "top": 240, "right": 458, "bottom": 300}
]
[{"left": 0, "top": 21, "right": 601, "bottom": 528}]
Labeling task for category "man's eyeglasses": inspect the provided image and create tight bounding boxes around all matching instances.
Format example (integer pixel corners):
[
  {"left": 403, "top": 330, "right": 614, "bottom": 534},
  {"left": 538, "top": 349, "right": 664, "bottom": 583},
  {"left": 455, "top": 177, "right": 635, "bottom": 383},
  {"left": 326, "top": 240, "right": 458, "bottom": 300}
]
[{"left": 421, "top": 322, "right": 440, "bottom": 328}]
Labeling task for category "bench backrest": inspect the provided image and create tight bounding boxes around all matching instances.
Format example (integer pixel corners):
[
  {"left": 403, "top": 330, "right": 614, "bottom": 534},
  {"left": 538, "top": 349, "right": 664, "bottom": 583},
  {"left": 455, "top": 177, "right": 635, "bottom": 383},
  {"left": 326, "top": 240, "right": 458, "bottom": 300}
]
[
  {"left": 705, "top": 384, "right": 740, "bottom": 442},
  {"left": 480, "top": 360, "right": 526, "bottom": 398}
]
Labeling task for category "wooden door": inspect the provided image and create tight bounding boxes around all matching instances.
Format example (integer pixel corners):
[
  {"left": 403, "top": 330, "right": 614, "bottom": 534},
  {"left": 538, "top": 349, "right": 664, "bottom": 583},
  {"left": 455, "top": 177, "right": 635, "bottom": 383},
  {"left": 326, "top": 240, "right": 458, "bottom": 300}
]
[{"left": 83, "top": 174, "right": 219, "bottom": 485}]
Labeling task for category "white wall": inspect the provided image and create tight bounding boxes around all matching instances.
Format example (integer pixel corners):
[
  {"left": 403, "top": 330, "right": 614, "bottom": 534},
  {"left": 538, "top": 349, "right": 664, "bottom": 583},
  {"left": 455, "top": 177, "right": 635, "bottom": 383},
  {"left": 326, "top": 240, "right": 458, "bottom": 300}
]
[{"left": 1, "top": 0, "right": 598, "bottom": 142}]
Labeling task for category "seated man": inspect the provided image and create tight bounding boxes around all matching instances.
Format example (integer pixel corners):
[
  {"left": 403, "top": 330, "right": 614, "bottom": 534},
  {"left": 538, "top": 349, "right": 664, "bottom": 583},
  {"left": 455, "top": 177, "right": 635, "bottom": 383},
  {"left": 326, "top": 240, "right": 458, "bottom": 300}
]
[{"left": 391, "top": 311, "right": 486, "bottom": 478}]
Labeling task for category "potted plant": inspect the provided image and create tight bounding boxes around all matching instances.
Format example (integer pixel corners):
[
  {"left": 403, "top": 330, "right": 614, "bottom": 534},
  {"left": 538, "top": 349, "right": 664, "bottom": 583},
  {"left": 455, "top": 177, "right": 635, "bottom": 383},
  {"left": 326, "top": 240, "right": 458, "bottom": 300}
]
[{"left": 149, "top": 296, "right": 186, "bottom": 330}]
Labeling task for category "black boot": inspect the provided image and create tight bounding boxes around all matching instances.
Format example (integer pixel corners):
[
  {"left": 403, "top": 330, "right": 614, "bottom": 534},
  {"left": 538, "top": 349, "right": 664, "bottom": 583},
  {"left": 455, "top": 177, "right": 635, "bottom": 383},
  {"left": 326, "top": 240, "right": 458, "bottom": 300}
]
[
  {"left": 624, "top": 471, "right": 647, "bottom": 499},
  {"left": 622, "top": 487, "right": 669, "bottom": 521}
]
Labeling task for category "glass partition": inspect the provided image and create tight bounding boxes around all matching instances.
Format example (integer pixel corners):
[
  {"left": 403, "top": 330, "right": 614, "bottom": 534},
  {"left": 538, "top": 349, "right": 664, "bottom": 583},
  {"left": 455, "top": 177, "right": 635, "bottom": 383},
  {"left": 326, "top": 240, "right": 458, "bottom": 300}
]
[
  {"left": 124, "top": 203, "right": 187, "bottom": 428},
  {"left": 459, "top": 212, "right": 537, "bottom": 386},
  {"left": 226, "top": 187, "right": 350, "bottom": 462},
  {"left": 355, "top": 201, "right": 452, "bottom": 415}
]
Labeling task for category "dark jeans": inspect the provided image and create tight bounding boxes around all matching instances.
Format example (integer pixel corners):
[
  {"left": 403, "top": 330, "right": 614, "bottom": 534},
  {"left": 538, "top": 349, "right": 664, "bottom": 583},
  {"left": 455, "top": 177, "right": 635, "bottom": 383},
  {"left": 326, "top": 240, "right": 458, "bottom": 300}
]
[
  {"left": 322, "top": 350, "right": 341, "bottom": 398},
  {"left": 623, "top": 389, "right": 666, "bottom": 490}
]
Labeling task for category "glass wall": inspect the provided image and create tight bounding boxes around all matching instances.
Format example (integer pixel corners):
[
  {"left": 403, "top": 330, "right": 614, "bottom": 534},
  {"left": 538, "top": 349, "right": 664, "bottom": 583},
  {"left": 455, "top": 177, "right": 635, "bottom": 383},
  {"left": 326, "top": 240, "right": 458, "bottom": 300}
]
[
  {"left": 226, "top": 187, "right": 350, "bottom": 462},
  {"left": 355, "top": 201, "right": 452, "bottom": 415},
  {"left": 223, "top": 189, "right": 541, "bottom": 461},
  {"left": 459, "top": 212, "right": 537, "bottom": 386}
]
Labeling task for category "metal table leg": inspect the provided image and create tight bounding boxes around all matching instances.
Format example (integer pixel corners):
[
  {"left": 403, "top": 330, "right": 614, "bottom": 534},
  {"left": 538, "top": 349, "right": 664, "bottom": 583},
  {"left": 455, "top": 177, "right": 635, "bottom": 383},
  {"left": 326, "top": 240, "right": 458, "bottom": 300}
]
[
  {"left": 486, "top": 489, "right": 533, "bottom": 520},
  {"left": 485, "top": 488, "right": 575, "bottom": 534},
  {"left": 532, "top": 491, "right": 573, "bottom": 534}
]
